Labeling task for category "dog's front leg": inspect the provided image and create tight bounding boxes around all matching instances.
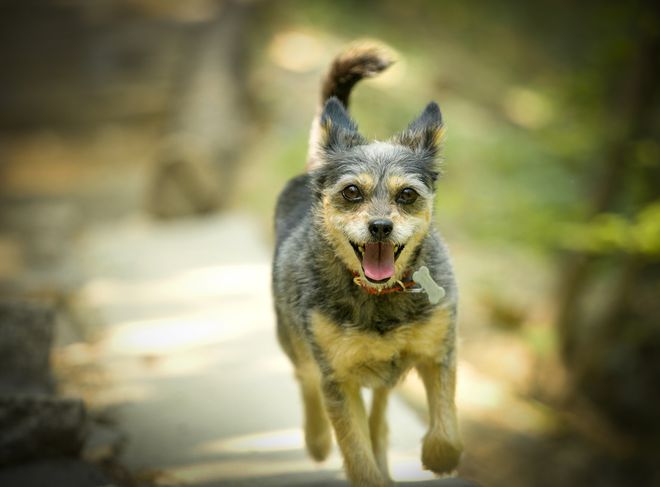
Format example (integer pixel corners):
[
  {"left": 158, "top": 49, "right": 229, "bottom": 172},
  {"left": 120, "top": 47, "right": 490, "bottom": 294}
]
[
  {"left": 297, "top": 363, "right": 332, "bottom": 461},
  {"left": 369, "top": 386, "right": 391, "bottom": 479},
  {"left": 416, "top": 351, "right": 463, "bottom": 475},
  {"left": 322, "top": 379, "right": 389, "bottom": 487}
]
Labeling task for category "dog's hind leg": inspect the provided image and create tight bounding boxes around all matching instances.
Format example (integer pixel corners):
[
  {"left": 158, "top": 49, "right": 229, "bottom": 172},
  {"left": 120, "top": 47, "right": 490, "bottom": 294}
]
[
  {"left": 416, "top": 353, "right": 463, "bottom": 474},
  {"left": 369, "top": 386, "right": 391, "bottom": 480},
  {"left": 323, "top": 379, "right": 389, "bottom": 487}
]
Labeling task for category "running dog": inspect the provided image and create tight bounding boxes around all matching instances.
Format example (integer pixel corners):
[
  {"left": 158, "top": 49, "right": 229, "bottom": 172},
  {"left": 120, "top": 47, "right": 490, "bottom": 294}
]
[{"left": 272, "top": 43, "right": 462, "bottom": 486}]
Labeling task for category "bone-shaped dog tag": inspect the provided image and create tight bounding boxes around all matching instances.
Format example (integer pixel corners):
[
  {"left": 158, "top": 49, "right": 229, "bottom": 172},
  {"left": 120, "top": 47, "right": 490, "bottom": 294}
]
[{"left": 412, "top": 266, "right": 446, "bottom": 304}]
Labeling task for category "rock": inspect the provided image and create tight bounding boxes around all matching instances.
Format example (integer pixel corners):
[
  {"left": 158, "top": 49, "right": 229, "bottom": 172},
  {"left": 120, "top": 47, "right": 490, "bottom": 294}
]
[
  {"left": 0, "top": 300, "right": 54, "bottom": 395},
  {"left": 0, "top": 395, "right": 87, "bottom": 466},
  {"left": 0, "top": 301, "right": 89, "bottom": 466}
]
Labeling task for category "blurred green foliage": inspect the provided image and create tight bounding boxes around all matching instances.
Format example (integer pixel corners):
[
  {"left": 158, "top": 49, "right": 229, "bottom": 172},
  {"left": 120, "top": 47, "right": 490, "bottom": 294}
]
[{"left": 561, "top": 201, "right": 660, "bottom": 255}]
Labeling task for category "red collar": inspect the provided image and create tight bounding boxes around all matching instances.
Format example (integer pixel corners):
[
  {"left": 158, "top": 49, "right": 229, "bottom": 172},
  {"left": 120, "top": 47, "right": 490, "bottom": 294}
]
[{"left": 351, "top": 270, "right": 418, "bottom": 295}]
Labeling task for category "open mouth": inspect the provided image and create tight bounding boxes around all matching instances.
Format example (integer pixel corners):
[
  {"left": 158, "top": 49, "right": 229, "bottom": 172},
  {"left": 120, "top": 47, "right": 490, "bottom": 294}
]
[{"left": 350, "top": 241, "right": 405, "bottom": 283}]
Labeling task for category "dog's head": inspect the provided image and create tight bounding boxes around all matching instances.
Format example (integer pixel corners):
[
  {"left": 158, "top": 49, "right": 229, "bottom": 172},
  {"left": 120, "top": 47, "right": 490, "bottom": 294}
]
[{"left": 312, "top": 97, "right": 444, "bottom": 287}]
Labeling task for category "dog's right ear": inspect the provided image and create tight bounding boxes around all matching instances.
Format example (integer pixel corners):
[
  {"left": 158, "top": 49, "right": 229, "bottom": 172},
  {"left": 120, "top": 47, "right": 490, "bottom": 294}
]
[
  {"left": 319, "top": 97, "right": 366, "bottom": 153},
  {"left": 394, "top": 102, "right": 444, "bottom": 156}
]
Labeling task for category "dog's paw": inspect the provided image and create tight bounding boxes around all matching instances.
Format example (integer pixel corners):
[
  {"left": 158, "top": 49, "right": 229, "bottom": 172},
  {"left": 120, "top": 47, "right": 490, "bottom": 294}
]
[
  {"left": 421, "top": 432, "right": 463, "bottom": 475},
  {"left": 305, "top": 424, "right": 332, "bottom": 461}
]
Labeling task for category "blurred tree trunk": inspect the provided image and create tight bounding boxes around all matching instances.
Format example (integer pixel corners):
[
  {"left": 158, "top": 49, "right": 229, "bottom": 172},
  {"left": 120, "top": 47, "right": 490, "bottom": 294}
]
[
  {"left": 555, "top": 8, "right": 660, "bottom": 462},
  {"left": 147, "top": 0, "right": 256, "bottom": 219}
]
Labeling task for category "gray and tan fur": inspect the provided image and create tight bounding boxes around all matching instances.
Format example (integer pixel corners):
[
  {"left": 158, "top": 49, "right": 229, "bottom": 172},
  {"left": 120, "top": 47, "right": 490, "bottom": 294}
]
[{"left": 273, "top": 43, "right": 462, "bottom": 486}]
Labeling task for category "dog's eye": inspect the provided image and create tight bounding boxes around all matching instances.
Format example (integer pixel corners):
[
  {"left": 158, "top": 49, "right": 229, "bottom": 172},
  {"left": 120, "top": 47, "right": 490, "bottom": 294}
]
[
  {"left": 397, "top": 188, "right": 418, "bottom": 204},
  {"left": 341, "top": 185, "right": 363, "bottom": 202}
]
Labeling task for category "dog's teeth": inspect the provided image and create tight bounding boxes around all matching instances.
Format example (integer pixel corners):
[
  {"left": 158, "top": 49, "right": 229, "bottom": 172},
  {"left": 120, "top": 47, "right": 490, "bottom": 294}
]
[
  {"left": 394, "top": 245, "right": 399, "bottom": 253},
  {"left": 359, "top": 245, "right": 365, "bottom": 255}
]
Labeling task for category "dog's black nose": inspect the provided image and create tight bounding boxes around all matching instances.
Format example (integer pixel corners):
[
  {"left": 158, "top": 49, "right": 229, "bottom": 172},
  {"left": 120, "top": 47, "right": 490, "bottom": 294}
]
[{"left": 369, "top": 219, "right": 393, "bottom": 239}]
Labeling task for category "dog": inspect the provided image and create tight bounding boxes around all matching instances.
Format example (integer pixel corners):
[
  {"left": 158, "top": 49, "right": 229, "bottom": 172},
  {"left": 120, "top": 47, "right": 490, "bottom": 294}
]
[{"left": 272, "top": 43, "right": 462, "bottom": 486}]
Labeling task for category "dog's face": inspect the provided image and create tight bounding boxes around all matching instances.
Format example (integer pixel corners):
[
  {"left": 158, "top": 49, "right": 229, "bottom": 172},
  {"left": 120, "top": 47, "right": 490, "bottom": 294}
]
[{"left": 312, "top": 99, "right": 443, "bottom": 286}]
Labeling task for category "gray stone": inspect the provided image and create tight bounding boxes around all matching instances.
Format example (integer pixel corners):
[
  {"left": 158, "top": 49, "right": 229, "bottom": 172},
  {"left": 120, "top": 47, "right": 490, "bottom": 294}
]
[
  {"left": 0, "top": 395, "right": 87, "bottom": 466},
  {"left": 0, "top": 300, "right": 54, "bottom": 395}
]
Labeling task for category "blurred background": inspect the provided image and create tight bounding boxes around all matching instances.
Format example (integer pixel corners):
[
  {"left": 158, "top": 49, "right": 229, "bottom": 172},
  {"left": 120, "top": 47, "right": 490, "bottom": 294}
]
[{"left": 0, "top": 0, "right": 658, "bottom": 486}]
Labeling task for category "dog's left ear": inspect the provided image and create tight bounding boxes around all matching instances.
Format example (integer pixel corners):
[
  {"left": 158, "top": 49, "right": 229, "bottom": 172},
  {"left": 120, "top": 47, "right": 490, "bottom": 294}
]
[
  {"left": 319, "top": 97, "right": 366, "bottom": 153},
  {"left": 394, "top": 102, "right": 444, "bottom": 155}
]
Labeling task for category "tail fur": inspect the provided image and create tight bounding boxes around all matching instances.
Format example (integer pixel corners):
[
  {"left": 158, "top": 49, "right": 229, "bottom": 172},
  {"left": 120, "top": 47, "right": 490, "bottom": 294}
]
[
  {"left": 320, "top": 43, "right": 393, "bottom": 107},
  {"left": 306, "top": 42, "right": 393, "bottom": 171}
]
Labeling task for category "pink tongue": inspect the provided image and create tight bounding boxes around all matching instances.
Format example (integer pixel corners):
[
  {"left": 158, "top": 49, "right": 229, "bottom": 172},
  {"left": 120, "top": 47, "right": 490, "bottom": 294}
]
[{"left": 362, "top": 242, "right": 395, "bottom": 281}]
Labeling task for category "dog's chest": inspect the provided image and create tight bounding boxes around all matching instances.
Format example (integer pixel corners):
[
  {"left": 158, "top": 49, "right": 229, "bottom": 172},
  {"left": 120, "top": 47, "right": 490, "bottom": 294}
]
[{"left": 311, "top": 307, "right": 451, "bottom": 387}]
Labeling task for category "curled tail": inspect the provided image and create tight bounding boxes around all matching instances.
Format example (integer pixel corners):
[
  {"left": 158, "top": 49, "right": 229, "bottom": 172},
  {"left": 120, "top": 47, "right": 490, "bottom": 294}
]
[
  {"left": 321, "top": 43, "right": 393, "bottom": 107},
  {"left": 307, "top": 42, "right": 393, "bottom": 170}
]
